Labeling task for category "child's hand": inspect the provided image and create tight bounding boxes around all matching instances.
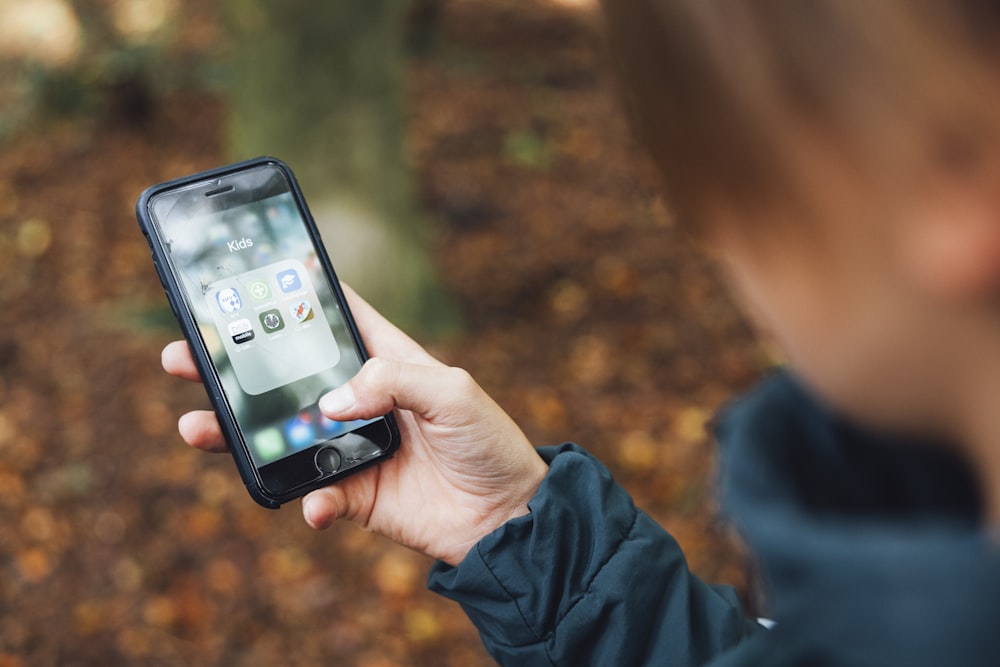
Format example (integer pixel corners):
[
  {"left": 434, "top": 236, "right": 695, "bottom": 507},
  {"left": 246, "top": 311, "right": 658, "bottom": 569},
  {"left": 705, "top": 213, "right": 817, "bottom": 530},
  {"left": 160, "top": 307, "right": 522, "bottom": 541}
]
[{"left": 160, "top": 285, "right": 548, "bottom": 566}]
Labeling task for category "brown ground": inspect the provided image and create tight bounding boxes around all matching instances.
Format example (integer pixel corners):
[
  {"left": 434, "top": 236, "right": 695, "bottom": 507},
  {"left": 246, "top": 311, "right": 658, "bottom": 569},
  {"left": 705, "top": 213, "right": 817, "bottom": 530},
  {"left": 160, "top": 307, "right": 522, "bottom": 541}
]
[{"left": 0, "top": 1, "right": 765, "bottom": 665}]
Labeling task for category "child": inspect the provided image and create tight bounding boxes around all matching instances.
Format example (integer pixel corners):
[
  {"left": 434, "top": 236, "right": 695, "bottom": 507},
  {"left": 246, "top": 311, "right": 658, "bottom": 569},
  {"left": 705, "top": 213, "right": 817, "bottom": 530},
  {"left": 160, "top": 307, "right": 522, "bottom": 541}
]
[{"left": 162, "top": 1, "right": 1000, "bottom": 664}]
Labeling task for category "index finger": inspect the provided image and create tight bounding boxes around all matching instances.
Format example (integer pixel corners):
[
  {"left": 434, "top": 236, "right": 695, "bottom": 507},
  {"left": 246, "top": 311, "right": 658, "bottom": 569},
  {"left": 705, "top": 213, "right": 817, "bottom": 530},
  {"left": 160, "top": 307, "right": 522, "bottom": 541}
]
[
  {"left": 161, "top": 340, "right": 202, "bottom": 382},
  {"left": 340, "top": 284, "right": 444, "bottom": 367}
]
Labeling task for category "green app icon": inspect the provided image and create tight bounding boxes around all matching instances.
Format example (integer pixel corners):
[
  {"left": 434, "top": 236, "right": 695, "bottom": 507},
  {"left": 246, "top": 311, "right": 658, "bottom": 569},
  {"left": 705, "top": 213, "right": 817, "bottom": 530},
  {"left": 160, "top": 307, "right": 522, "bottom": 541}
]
[
  {"left": 259, "top": 309, "right": 285, "bottom": 333},
  {"left": 253, "top": 428, "right": 284, "bottom": 461},
  {"left": 248, "top": 280, "right": 271, "bottom": 300}
]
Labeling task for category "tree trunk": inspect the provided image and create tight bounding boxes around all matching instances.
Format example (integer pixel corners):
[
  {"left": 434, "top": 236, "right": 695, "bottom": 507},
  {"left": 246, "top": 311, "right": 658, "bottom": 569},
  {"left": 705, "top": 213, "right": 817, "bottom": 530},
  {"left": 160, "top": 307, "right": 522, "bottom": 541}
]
[{"left": 225, "top": 0, "right": 457, "bottom": 336}]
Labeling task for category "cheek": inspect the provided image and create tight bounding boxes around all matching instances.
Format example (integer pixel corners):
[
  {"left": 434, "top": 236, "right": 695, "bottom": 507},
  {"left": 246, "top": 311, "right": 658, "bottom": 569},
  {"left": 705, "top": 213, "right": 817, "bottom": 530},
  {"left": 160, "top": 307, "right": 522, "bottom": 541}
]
[{"left": 710, "top": 213, "right": 953, "bottom": 436}]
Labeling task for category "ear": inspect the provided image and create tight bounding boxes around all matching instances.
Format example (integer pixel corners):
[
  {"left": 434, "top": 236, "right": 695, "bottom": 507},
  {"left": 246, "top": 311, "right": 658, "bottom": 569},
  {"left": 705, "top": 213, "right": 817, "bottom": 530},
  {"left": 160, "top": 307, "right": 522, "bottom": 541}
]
[{"left": 899, "top": 178, "right": 1000, "bottom": 301}]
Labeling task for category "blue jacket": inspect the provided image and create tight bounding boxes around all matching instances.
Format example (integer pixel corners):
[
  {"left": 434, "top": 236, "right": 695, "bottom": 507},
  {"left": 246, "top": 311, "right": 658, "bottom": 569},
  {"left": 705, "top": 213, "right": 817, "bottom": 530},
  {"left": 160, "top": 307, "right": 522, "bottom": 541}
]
[{"left": 428, "top": 373, "right": 1000, "bottom": 665}]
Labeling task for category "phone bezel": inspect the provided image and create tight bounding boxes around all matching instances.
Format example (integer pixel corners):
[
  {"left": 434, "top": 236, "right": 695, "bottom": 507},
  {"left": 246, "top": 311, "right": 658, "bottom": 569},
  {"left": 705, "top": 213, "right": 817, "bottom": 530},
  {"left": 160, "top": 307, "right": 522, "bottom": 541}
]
[{"left": 136, "top": 156, "right": 399, "bottom": 508}]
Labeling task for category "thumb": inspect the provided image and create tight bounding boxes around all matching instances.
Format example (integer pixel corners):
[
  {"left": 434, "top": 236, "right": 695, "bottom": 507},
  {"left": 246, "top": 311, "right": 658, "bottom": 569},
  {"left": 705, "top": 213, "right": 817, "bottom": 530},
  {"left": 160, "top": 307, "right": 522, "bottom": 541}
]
[{"left": 319, "top": 357, "right": 475, "bottom": 422}]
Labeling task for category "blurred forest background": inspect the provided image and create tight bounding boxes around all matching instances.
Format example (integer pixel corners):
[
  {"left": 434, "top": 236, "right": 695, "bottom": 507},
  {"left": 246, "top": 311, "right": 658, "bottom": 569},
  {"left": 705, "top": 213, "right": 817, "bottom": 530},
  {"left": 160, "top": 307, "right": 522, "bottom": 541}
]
[{"left": 0, "top": 0, "right": 768, "bottom": 665}]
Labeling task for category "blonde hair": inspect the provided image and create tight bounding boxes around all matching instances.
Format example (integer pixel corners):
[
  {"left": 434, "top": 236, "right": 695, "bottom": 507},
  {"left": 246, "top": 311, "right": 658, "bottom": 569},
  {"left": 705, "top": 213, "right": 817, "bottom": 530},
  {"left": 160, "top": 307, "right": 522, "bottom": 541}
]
[{"left": 601, "top": 0, "right": 1000, "bottom": 228}]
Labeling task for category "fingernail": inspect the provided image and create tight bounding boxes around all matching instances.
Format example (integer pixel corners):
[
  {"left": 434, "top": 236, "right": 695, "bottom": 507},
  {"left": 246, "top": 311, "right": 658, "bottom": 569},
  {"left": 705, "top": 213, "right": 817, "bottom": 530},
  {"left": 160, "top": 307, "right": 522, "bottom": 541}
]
[
  {"left": 319, "top": 384, "right": 356, "bottom": 415},
  {"left": 303, "top": 495, "right": 322, "bottom": 529}
]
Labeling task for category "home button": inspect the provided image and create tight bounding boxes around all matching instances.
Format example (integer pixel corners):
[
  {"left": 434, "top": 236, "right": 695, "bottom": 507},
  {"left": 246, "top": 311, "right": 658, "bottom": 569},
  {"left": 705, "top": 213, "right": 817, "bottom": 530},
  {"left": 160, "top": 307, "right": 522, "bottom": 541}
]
[{"left": 315, "top": 446, "right": 342, "bottom": 474}]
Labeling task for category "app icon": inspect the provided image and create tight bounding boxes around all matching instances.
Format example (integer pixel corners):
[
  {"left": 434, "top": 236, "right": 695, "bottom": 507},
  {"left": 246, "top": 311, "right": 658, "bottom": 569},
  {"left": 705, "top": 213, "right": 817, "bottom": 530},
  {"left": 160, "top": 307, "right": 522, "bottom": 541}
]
[
  {"left": 259, "top": 309, "right": 285, "bottom": 333},
  {"left": 284, "top": 413, "right": 315, "bottom": 449},
  {"left": 253, "top": 428, "right": 285, "bottom": 461},
  {"left": 248, "top": 280, "right": 271, "bottom": 301},
  {"left": 216, "top": 287, "right": 243, "bottom": 314},
  {"left": 288, "top": 299, "right": 315, "bottom": 324},
  {"left": 276, "top": 269, "right": 302, "bottom": 293},
  {"left": 228, "top": 318, "right": 255, "bottom": 344}
]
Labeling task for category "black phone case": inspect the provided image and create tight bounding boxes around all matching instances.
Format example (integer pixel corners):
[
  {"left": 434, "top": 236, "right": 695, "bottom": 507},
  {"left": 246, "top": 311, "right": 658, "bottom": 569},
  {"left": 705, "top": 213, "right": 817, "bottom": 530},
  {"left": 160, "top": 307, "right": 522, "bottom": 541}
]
[{"left": 136, "top": 156, "right": 399, "bottom": 508}]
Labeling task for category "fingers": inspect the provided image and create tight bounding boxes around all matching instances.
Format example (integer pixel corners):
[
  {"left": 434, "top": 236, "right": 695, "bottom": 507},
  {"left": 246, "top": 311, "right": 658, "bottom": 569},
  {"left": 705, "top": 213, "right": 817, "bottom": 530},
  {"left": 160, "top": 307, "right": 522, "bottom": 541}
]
[
  {"left": 162, "top": 286, "right": 441, "bottom": 462},
  {"left": 319, "top": 356, "right": 482, "bottom": 423},
  {"left": 302, "top": 486, "right": 348, "bottom": 530},
  {"left": 161, "top": 340, "right": 202, "bottom": 382},
  {"left": 177, "top": 410, "right": 227, "bottom": 452},
  {"left": 340, "top": 284, "right": 443, "bottom": 367},
  {"left": 162, "top": 343, "right": 224, "bottom": 452}
]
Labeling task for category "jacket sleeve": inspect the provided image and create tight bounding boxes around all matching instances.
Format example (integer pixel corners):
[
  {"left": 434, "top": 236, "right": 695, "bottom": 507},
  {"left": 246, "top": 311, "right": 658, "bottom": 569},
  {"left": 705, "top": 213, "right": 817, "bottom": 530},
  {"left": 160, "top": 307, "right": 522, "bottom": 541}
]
[{"left": 427, "top": 443, "right": 761, "bottom": 666}]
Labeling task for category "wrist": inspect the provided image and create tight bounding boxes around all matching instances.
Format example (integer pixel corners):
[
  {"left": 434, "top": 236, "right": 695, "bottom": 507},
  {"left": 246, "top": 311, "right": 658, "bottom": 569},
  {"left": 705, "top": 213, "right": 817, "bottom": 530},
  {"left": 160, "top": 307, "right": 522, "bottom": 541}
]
[{"left": 442, "top": 453, "right": 549, "bottom": 566}]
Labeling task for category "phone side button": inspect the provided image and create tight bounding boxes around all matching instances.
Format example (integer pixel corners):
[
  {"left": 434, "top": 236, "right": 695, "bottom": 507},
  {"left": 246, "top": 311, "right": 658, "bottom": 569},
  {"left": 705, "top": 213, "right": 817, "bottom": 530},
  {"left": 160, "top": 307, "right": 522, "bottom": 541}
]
[
  {"left": 314, "top": 446, "right": 342, "bottom": 474},
  {"left": 151, "top": 256, "right": 169, "bottom": 286},
  {"left": 164, "top": 290, "right": 182, "bottom": 319}
]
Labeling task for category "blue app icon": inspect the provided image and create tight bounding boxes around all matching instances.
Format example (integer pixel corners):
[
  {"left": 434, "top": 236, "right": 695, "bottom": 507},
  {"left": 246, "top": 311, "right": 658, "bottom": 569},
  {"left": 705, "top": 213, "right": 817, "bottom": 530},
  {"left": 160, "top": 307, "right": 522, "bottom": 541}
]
[
  {"left": 318, "top": 413, "right": 345, "bottom": 437},
  {"left": 284, "top": 413, "right": 315, "bottom": 449},
  {"left": 216, "top": 287, "right": 243, "bottom": 313},
  {"left": 276, "top": 268, "right": 302, "bottom": 293}
]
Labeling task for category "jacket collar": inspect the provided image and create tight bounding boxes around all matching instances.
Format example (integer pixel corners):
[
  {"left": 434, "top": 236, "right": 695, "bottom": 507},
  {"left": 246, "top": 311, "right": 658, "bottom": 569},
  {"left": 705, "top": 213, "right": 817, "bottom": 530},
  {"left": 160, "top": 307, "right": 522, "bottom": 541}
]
[{"left": 715, "top": 372, "right": 1000, "bottom": 666}]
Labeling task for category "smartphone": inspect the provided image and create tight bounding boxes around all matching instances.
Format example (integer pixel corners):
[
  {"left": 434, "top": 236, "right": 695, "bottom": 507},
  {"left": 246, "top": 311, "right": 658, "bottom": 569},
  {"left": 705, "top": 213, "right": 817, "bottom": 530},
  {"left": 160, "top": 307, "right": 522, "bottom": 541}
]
[{"left": 136, "top": 157, "right": 399, "bottom": 508}]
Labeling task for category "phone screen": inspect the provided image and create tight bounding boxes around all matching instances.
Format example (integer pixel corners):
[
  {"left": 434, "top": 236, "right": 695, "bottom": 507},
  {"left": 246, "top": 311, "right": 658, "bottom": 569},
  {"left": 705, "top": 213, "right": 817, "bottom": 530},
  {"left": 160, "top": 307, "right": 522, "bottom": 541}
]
[{"left": 146, "top": 165, "right": 380, "bottom": 473}]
